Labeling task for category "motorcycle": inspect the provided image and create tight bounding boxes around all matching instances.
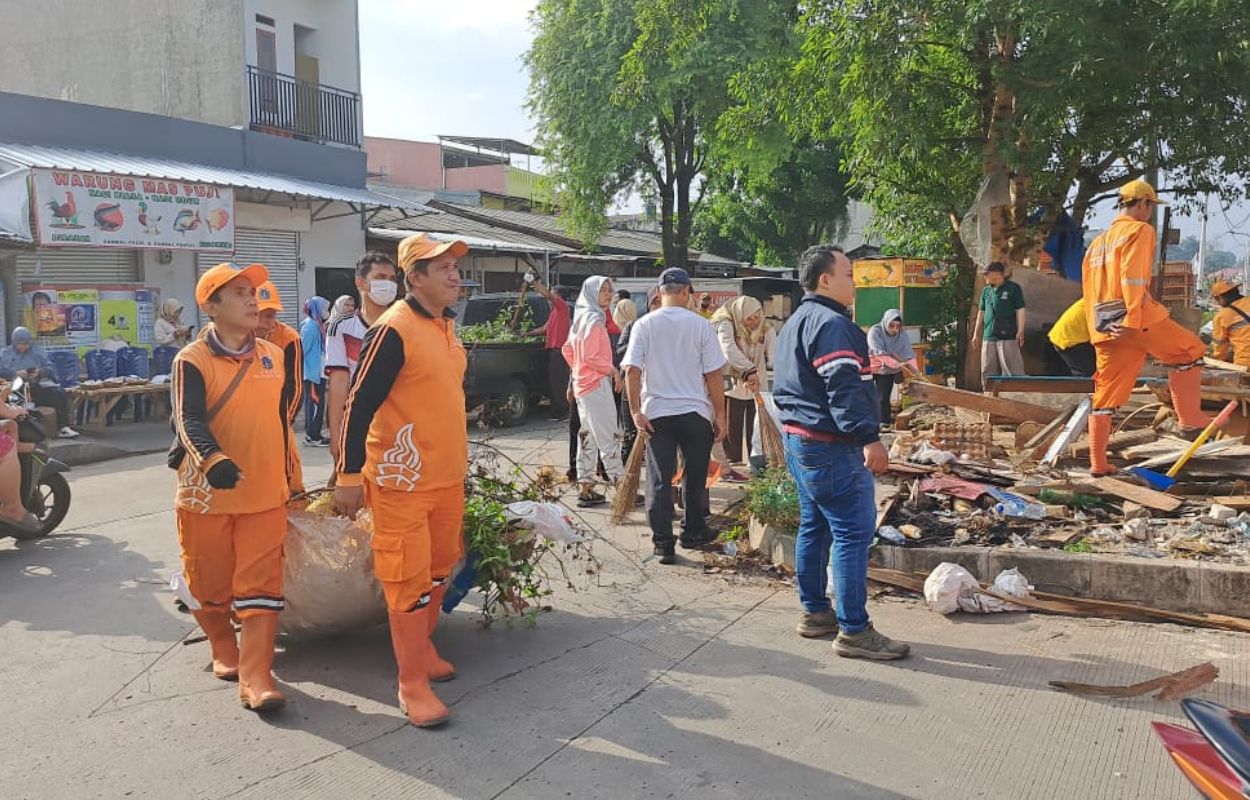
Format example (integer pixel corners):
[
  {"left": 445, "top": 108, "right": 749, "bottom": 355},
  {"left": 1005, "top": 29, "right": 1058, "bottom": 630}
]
[
  {"left": 0, "top": 376, "right": 72, "bottom": 540},
  {"left": 1155, "top": 699, "right": 1250, "bottom": 798}
]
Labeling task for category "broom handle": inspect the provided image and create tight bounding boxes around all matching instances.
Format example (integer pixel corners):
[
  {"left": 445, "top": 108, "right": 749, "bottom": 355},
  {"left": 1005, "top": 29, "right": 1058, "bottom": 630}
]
[{"left": 1166, "top": 400, "right": 1238, "bottom": 478}]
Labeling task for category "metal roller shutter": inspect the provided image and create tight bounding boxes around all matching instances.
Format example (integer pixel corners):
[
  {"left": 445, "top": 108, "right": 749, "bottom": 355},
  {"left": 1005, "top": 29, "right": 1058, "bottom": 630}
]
[
  {"left": 16, "top": 249, "right": 139, "bottom": 283},
  {"left": 197, "top": 229, "right": 300, "bottom": 326}
]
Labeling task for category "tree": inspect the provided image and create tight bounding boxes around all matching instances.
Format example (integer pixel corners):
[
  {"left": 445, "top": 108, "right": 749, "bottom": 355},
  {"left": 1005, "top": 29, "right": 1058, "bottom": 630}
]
[
  {"left": 526, "top": 0, "right": 796, "bottom": 267},
  {"left": 693, "top": 139, "right": 852, "bottom": 266},
  {"left": 1168, "top": 235, "right": 1200, "bottom": 263},
  {"left": 755, "top": 1, "right": 1250, "bottom": 269}
]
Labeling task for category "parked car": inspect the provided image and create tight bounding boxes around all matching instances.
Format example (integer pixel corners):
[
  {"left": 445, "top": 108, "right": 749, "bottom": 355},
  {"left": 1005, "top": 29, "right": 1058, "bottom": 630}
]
[{"left": 455, "top": 292, "right": 554, "bottom": 427}]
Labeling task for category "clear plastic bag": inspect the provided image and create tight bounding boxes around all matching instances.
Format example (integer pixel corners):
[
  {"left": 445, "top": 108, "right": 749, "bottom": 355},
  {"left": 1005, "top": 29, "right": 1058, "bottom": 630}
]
[
  {"left": 504, "top": 501, "right": 585, "bottom": 544},
  {"left": 279, "top": 509, "right": 387, "bottom": 637}
]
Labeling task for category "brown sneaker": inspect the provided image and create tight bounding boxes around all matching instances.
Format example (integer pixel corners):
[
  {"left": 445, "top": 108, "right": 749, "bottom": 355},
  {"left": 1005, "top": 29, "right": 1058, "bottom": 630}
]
[
  {"left": 795, "top": 610, "right": 839, "bottom": 638},
  {"left": 833, "top": 624, "right": 910, "bottom": 661}
]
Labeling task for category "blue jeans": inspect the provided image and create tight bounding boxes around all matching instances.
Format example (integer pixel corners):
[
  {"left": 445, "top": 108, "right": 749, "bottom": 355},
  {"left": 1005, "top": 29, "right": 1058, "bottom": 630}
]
[
  {"left": 304, "top": 379, "right": 326, "bottom": 439},
  {"left": 783, "top": 433, "right": 876, "bottom": 634}
]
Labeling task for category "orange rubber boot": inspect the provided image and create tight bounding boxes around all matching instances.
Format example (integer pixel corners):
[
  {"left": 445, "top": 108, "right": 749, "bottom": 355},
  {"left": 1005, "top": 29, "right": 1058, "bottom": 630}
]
[
  {"left": 193, "top": 608, "right": 239, "bottom": 681},
  {"left": 389, "top": 607, "right": 450, "bottom": 728},
  {"left": 238, "top": 614, "right": 285, "bottom": 712},
  {"left": 1169, "top": 367, "right": 1211, "bottom": 431},
  {"left": 1088, "top": 413, "right": 1115, "bottom": 477},
  {"left": 426, "top": 584, "right": 456, "bottom": 683}
]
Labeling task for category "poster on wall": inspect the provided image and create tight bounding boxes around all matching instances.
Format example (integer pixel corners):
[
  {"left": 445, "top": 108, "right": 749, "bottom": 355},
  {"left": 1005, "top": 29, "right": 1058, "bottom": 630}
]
[
  {"left": 31, "top": 168, "right": 235, "bottom": 252},
  {"left": 22, "top": 284, "right": 160, "bottom": 353}
]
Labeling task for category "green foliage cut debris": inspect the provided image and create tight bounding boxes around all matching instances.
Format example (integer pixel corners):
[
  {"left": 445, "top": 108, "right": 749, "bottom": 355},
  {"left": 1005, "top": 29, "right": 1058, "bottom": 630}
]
[{"left": 744, "top": 468, "right": 800, "bottom": 532}]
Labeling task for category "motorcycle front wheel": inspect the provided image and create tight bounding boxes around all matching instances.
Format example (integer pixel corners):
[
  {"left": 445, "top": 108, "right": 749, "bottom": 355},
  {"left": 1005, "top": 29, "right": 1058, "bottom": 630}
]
[{"left": 14, "top": 471, "right": 71, "bottom": 540}]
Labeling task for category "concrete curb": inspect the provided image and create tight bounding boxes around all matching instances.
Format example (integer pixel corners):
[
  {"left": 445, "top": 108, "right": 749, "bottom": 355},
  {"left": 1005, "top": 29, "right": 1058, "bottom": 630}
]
[{"left": 748, "top": 516, "right": 1250, "bottom": 618}]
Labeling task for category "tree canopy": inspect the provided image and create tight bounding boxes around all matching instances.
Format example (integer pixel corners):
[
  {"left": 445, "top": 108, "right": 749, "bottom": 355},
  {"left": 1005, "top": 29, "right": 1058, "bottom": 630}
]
[{"left": 526, "top": 0, "right": 799, "bottom": 267}]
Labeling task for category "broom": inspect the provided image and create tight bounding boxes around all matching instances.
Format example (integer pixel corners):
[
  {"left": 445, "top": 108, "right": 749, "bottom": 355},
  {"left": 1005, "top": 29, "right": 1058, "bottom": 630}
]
[
  {"left": 754, "top": 392, "right": 785, "bottom": 467},
  {"left": 611, "top": 432, "right": 649, "bottom": 525}
]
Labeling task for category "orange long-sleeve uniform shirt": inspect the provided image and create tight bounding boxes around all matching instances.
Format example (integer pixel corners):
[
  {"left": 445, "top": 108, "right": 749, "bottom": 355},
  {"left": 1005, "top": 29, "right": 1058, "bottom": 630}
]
[
  {"left": 263, "top": 320, "right": 305, "bottom": 491},
  {"left": 1082, "top": 214, "right": 1169, "bottom": 343},
  {"left": 172, "top": 333, "right": 293, "bottom": 514},
  {"left": 336, "top": 296, "right": 468, "bottom": 612},
  {"left": 1211, "top": 298, "right": 1250, "bottom": 367}
]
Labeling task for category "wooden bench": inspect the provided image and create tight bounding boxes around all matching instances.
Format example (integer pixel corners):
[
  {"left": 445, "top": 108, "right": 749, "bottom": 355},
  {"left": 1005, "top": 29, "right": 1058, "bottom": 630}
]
[{"left": 68, "top": 385, "right": 172, "bottom": 433}]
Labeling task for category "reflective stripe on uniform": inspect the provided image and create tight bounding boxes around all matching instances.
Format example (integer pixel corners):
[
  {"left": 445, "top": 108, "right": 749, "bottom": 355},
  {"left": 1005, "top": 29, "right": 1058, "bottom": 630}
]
[{"left": 234, "top": 595, "right": 285, "bottom": 612}]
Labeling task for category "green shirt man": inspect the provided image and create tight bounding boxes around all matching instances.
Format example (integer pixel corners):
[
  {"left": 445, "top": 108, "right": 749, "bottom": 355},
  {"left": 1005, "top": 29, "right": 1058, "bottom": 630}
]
[
  {"left": 978, "top": 278, "right": 1026, "bottom": 341},
  {"left": 972, "top": 261, "right": 1027, "bottom": 385}
]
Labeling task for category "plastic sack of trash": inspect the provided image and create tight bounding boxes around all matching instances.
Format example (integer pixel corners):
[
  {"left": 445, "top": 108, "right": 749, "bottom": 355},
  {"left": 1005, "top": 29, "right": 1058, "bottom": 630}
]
[
  {"left": 924, "top": 562, "right": 1031, "bottom": 615},
  {"left": 279, "top": 509, "right": 387, "bottom": 637},
  {"left": 504, "top": 501, "right": 584, "bottom": 544}
]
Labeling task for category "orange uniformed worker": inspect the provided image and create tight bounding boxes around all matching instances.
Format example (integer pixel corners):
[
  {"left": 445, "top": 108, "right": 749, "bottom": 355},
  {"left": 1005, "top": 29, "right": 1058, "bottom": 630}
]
[
  {"left": 173, "top": 263, "right": 295, "bottom": 713},
  {"left": 334, "top": 233, "right": 469, "bottom": 729},
  {"left": 256, "top": 281, "right": 306, "bottom": 493},
  {"left": 1209, "top": 279, "right": 1250, "bottom": 368},
  {"left": 1082, "top": 179, "right": 1210, "bottom": 475}
]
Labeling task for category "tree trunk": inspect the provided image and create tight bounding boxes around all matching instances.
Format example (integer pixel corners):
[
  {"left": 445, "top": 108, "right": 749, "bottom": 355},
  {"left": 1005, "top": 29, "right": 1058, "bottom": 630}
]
[
  {"left": 674, "top": 170, "right": 692, "bottom": 269},
  {"left": 659, "top": 180, "right": 678, "bottom": 268}
]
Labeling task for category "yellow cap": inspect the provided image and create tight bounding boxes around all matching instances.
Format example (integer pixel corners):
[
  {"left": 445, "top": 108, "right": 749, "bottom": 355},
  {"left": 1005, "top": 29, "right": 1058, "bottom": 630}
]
[
  {"left": 1119, "top": 179, "right": 1168, "bottom": 205},
  {"left": 397, "top": 234, "right": 468, "bottom": 271},
  {"left": 196, "top": 262, "right": 268, "bottom": 307},
  {"left": 1212, "top": 279, "right": 1241, "bottom": 297},
  {"left": 256, "top": 280, "right": 284, "bottom": 312}
]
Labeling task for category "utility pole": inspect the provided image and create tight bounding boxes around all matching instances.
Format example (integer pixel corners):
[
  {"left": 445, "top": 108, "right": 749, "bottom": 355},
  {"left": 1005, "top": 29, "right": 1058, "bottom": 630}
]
[{"left": 1197, "top": 193, "right": 1209, "bottom": 292}]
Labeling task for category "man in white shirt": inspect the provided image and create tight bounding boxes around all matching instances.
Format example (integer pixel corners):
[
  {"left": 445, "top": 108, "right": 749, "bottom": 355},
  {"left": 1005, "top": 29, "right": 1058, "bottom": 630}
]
[
  {"left": 326, "top": 251, "right": 399, "bottom": 468},
  {"left": 623, "top": 267, "right": 728, "bottom": 564}
]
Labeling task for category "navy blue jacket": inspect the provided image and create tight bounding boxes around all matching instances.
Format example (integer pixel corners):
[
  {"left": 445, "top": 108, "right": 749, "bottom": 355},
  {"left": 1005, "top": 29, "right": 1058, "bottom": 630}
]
[{"left": 772, "top": 294, "right": 880, "bottom": 445}]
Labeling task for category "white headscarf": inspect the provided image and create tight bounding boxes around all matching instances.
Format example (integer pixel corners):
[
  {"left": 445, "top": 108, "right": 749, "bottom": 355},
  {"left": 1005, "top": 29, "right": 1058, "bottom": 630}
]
[{"left": 571, "top": 275, "right": 610, "bottom": 340}]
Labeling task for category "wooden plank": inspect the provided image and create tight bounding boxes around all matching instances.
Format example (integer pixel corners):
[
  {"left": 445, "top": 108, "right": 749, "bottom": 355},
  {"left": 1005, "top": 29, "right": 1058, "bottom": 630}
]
[
  {"left": 1042, "top": 397, "right": 1092, "bottom": 466},
  {"left": 1071, "top": 428, "right": 1160, "bottom": 459},
  {"left": 983, "top": 375, "right": 1096, "bottom": 395},
  {"left": 1089, "top": 477, "right": 1184, "bottom": 512},
  {"left": 905, "top": 381, "right": 1061, "bottom": 425},
  {"left": 1022, "top": 403, "right": 1077, "bottom": 458},
  {"left": 1132, "top": 437, "right": 1244, "bottom": 469},
  {"left": 1206, "top": 496, "right": 1250, "bottom": 510},
  {"left": 1205, "top": 356, "right": 1250, "bottom": 374}
]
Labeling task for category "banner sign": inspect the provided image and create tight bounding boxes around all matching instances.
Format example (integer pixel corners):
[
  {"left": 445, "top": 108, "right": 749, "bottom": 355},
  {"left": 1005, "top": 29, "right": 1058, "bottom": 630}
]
[
  {"left": 31, "top": 168, "right": 234, "bottom": 252},
  {"left": 23, "top": 284, "right": 160, "bottom": 353}
]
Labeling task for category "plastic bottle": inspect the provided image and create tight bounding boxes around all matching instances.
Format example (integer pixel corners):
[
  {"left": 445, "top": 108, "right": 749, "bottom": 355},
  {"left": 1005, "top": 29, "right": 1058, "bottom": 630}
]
[
  {"left": 988, "top": 488, "right": 1046, "bottom": 519},
  {"left": 877, "top": 525, "right": 908, "bottom": 544}
]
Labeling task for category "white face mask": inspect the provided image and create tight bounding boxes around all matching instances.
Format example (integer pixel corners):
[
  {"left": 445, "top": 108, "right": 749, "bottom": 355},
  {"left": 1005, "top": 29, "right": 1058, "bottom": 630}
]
[{"left": 368, "top": 279, "right": 397, "bottom": 306}]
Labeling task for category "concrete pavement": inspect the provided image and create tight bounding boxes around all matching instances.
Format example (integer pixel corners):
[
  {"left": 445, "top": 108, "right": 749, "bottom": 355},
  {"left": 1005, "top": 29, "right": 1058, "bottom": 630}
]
[{"left": 2, "top": 418, "right": 1246, "bottom": 798}]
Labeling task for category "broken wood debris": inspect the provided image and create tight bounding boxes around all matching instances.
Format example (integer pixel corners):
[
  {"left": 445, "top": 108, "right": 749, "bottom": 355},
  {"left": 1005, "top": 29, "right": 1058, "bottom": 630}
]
[{"left": 1049, "top": 662, "right": 1218, "bottom": 701}]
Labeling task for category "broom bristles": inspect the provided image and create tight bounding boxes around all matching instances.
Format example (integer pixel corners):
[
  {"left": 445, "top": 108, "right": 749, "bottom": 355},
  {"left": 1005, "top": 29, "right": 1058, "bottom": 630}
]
[
  {"left": 611, "top": 432, "right": 649, "bottom": 525},
  {"left": 755, "top": 393, "right": 786, "bottom": 467}
]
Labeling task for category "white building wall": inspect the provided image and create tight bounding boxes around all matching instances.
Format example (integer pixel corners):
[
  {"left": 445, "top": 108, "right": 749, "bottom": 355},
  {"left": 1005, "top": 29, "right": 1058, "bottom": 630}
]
[
  {"left": 243, "top": 0, "right": 360, "bottom": 91},
  {"left": 140, "top": 250, "right": 199, "bottom": 322},
  {"left": 300, "top": 208, "right": 365, "bottom": 305}
]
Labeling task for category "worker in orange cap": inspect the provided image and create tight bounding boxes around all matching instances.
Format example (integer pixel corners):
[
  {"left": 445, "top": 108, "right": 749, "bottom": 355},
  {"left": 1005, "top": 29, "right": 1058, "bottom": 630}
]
[
  {"left": 172, "top": 262, "right": 296, "bottom": 712},
  {"left": 334, "top": 233, "right": 470, "bottom": 728},
  {"left": 255, "top": 281, "right": 305, "bottom": 493},
  {"left": 1209, "top": 279, "right": 1250, "bottom": 368},
  {"left": 1082, "top": 179, "right": 1210, "bottom": 475}
]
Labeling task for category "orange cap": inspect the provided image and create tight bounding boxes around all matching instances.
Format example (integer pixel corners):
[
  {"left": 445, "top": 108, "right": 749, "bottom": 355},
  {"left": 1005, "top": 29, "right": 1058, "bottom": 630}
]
[
  {"left": 397, "top": 234, "right": 468, "bottom": 271},
  {"left": 256, "top": 280, "right": 284, "bottom": 312},
  {"left": 1212, "top": 279, "right": 1241, "bottom": 297},
  {"left": 1119, "top": 179, "right": 1168, "bottom": 206},
  {"left": 196, "top": 262, "right": 268, "bottom": 307}
]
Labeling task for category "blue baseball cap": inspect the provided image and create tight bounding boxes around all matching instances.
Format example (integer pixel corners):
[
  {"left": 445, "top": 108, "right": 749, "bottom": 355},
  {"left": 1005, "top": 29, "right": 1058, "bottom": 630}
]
[{"left": 657, "top": 267, "right": 692, "bottom": 287}]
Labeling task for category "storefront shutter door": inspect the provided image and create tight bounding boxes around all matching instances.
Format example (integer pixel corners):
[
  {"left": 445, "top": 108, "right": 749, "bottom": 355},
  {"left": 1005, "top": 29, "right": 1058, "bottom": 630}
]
[
  {"left": 16, "top": 249, "right": 139, "bottom": 284},
  {"left": 197, "top": 229, "right": 300, "bottom": 327}
]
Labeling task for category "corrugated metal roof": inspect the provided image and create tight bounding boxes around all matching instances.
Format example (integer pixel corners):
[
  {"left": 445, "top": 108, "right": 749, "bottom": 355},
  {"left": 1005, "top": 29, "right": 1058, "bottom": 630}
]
[
  {"left": 367, "top": 227, "right": 557, "bottom": 255},
  {"left": 0, "top": 143, "right": 428, "bottom": 211},
  {"left": 371, "top": 207, "right": 573, "bottom": 252}
]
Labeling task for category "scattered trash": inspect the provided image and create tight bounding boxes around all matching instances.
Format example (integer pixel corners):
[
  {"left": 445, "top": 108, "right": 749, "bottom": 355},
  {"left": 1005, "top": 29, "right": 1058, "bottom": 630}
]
[
  {"left": 1210, "top": 504, "right": 1238, "bottom": 522},
  {"left": 1050, "top": 662, "right": 1219, "bottom": 701},
  {"left": 878, "top": 525, "right": 908, "bottom": 545},
  {"left": 1123, "top": 518, "right": 1152, "bottom": 542},
  {"left": 899, "top": 524, "right": 923, "bottom": 540},
  {"left": 923, "top": 562, "right": 1031, "bottom": 615}
]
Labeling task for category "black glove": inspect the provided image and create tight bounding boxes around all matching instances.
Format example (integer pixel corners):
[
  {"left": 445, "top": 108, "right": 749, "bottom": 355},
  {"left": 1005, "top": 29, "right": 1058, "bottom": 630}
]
[{"left": 206, "top": 459, "right": 242, "bottom": 489}]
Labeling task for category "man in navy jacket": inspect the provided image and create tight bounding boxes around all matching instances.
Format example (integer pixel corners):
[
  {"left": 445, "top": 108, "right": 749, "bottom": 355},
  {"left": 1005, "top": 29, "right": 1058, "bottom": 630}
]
[{"left": 772, "top": 245, "right": 910, "bottom": 660}]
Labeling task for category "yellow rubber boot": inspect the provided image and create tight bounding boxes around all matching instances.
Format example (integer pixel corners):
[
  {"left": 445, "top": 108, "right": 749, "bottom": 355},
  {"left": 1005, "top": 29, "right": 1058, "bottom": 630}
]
[
  {"left": 1088, "top": 413, "right": 1115, "bottom": 477},
  {"left": 238, "top": 614, "right": 285, "bottom": 712},
  {"left": 426, "top": 583, "right": 456, "bottom": 683},
  {"left": 389, "top": 606, "right": 450, "bottom": 728},
  {"left": 192, "top": 607, "right": 239, "bottom": 681},
  {"left": 1168, "top": 367, "right": 1211, "bottom": 431}
]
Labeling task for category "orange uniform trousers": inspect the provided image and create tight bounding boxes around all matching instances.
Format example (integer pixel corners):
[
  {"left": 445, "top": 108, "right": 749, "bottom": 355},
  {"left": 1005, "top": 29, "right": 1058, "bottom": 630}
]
[
  {"left": 1092, "top": 317, "right": 1206, "bottom": 410},
  {"left": 366, "top": 482, "right": 466, "bottom": 613},
  {"left": 176, "top": 505, "right": 287, "bottom": 618}
]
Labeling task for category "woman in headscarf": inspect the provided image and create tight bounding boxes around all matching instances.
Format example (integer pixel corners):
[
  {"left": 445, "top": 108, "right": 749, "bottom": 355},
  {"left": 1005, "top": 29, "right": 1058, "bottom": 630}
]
[
  {"left": 300, "top": 296, "right": 332, "bottom": 445},
  {"left": 711, "top": 296, "right": 774, "bottom": 479},
  {"left": 326, "top": 294, "right": 356, "bottom": 333},
  {"left": 561, "top": 276, "right": 625, "bottom": 507},
  {"left": 612, "top": 295, "right": 638, "bottom": 331},
  {"left": 866, "top": 308, "right": 919, "bottom": 428},
  {"left": 154, "top": 298, "right": 193, "bottom": 349}
]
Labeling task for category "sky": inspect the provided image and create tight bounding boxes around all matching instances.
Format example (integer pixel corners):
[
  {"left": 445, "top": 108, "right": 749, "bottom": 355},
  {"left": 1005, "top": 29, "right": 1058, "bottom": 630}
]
[{"left": 358, "top": 0, "right": 1248, "bottom": 261}]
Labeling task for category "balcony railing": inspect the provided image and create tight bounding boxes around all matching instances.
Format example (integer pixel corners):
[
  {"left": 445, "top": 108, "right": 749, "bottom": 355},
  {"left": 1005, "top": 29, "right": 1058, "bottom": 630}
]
[{"left": 246, "top": 65, "right": 361, "bottom": 148}]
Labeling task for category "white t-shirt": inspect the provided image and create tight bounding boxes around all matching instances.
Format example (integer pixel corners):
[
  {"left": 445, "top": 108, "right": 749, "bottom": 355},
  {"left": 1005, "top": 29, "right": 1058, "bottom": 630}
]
[
  {"left": 622, "top": 306, "right": 727, "bottom": 421},
  {"left": 325, "top": 313, "right": 369, "bottom": 382}
]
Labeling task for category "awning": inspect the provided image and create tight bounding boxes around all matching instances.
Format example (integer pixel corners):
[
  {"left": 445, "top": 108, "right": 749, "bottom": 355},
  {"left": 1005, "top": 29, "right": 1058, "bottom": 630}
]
[
  {"left": 367, "top": 226, "right": 559, "bottom": 256},
  {"left": 0, "top": 143, "right": 433, "bottom": 224}
]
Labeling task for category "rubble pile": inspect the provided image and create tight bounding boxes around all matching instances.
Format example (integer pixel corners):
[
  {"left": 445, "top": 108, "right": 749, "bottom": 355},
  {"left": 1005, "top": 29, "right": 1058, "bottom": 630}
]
[{"left": 880, "top": 375, "right": 1250, "bottom": 564}]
